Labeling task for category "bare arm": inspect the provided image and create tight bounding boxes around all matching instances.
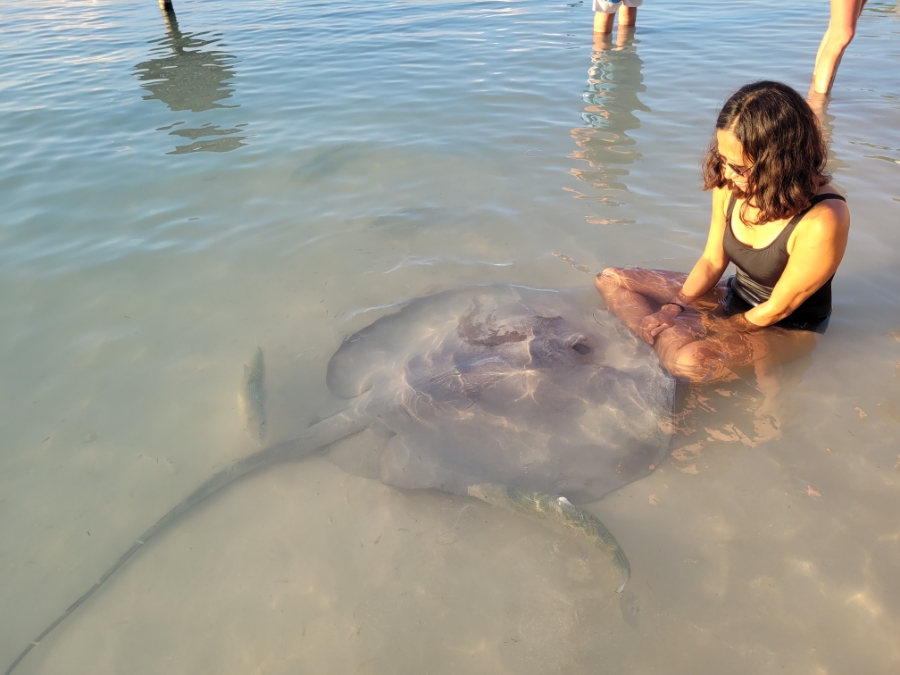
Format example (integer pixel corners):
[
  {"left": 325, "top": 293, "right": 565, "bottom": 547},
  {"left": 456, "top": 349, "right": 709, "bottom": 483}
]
[
  {"left": 674, "top": 186, "right": 732, "bottom": 304},
  {"left": 642, "top": 188, "right": 731, "bottom": 340}
]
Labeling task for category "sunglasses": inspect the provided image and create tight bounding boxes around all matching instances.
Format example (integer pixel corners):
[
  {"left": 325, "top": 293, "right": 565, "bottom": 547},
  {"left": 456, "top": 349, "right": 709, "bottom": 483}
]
[{"left": 719, "top": 154, "right": 752, "bottom": 178}]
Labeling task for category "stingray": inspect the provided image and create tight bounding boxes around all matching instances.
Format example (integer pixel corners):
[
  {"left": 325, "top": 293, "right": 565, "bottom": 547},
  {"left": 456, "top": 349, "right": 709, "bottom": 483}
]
[
  {"left": 5, "top": 284, "right": 674, "bottom": 675},
  {"left": 323, "top": 285, "right": 674, "bottom": 502}
]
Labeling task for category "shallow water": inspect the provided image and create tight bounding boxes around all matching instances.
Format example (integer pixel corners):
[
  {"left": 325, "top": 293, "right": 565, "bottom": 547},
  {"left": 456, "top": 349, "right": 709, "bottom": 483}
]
[{"left": 1, "top": 0, "right": 899, "bottom": 673}]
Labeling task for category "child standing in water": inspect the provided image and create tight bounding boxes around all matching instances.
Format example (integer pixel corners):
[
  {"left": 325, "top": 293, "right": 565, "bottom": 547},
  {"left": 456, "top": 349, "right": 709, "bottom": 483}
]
[{"left": 593, "top": 0, "right": 641, "bottom": 34}]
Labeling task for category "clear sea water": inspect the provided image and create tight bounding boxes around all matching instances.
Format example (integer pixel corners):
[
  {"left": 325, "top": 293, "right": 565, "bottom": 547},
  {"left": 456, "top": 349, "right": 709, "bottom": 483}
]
[{"left": 1, "top": 0, "right": 899, "bottom": 673}]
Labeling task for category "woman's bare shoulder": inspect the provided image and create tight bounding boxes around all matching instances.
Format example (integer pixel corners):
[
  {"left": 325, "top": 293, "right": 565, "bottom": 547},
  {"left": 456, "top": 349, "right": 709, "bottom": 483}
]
[
  {"left": 810, "top": 183, "right": 850, "bottom": 227},
  {"left": 791, "top": 185, "right": 850, "bottom": 252},
  {"left": 710, "top": 185, "right": 731, "bottom": 213}
]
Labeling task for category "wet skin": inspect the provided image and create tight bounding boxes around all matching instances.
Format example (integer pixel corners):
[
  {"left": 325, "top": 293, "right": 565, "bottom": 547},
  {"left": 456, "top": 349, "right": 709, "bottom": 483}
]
[{"left": 595, "top": 128, "right": 849, "bottom": 386}]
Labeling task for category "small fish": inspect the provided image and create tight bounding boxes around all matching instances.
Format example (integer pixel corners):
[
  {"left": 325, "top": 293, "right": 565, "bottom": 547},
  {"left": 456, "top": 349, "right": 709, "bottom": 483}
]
[
  {"left": 238, "top": 347, "right": 266, "bottom": 443},
  {"left": 468, "top": 483, "right": 631, "bottom": 593}
]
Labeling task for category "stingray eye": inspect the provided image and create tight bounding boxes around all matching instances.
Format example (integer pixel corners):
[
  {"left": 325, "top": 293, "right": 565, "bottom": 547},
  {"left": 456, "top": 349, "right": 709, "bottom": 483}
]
[{"left": 572, "top": 342, "right": 591, "bottom": 355}]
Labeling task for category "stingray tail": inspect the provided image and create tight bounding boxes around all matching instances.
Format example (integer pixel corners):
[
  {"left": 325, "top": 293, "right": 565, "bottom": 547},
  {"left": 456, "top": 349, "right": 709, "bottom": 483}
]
[{"left": 4, "top": 402, "right": 374, "bottom": 675}]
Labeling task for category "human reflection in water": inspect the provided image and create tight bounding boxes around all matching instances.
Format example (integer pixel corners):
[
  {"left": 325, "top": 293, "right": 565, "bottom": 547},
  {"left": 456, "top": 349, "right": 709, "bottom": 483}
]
[
  {"left": 134, "top": 3, "right": 247, "bottom": 154},
  {"left": 807, "top": 91, "right": 852, "bottom": 173},
  {"left": 569, "top": 26, "right": 649, "bottom": 222},
  {"left": 596, "top": 82, "right": 850, "bottom": 423}
]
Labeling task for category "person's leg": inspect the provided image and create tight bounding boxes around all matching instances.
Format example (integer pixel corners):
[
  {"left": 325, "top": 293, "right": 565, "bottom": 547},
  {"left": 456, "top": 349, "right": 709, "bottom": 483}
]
[
  {"left": 811, "top": 0, "right": 867, "bottom": 94},
  {"left": 613, "top": 4, "right": 637, "bottom": 49},
  {"left": 593, "top": 0, "right": 621, "bottom": 33},
  {"left": 597, "top": 268, "right": 821, "bottom": 385},
  {"left": 618, "top": 4, "right": 638, "bottom": 27},
  {"left": 593, "top": 30, "right": 614, "bottom": 51},
  {"left": 614, "top": 23, "right": 636, "bottom": 48},
  {"left": 663, "top": 326, "right": 818, "bottom": 385},
  {"left": 594, "top": 11, "right": 616, "bottom": 33},
  {"left": 595, "top": 267, "right": 688, "bottom": 333}
]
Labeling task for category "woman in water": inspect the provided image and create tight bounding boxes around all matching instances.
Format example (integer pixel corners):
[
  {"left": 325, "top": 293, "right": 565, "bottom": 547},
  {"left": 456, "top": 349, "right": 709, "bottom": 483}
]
[{"left": 595, "top": 81, "right": 850, "bottom": 392}]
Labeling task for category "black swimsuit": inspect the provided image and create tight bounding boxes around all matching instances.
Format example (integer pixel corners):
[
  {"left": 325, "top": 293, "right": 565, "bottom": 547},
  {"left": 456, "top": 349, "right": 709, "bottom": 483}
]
[{"left": 721, "top": 192, "right": 847, "bottom": 334}]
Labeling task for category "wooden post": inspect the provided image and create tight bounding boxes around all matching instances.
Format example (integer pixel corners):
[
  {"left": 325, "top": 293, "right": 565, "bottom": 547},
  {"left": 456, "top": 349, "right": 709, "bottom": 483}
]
[{"left": 159, "top": 0, "right": 174, "bottom": 11}]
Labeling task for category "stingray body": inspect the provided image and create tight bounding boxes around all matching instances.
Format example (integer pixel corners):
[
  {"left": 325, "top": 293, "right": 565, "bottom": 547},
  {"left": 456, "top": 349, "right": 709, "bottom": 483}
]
[
  {"left": 5, "top": 284, "right": 674, "bottom": 675},
  {"left": 326, "top": 284, "right": 675, "bottom": 504}
]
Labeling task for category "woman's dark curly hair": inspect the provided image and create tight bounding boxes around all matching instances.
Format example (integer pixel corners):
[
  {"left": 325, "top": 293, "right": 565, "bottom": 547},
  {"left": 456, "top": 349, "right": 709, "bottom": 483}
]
[{"left": 701, "top": 81, "right": 831, "bottom": 225}]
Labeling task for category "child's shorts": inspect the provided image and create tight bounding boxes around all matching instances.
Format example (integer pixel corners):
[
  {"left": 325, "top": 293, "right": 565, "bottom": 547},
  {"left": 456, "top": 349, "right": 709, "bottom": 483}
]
[{"left": 593, "top": 0, "right": 643, "bottom": 13}]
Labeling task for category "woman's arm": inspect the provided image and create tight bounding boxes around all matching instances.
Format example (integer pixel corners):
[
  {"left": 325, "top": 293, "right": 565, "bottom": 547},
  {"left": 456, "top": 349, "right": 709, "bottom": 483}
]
[
  {"left": 674, "top": 187, "right": 732, "bottom": 304},
  {"left": 739, "top": 198, "right": 850, "bottom": 328},
  {"left": 642, "top": 188, "right": 731, "bottom": 341}
]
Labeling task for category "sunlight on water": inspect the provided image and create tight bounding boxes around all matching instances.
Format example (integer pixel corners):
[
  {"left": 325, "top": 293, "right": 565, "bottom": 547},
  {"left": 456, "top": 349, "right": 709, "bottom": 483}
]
[{"left": 0, "top": 0, "right": 898, "bottom": 673}]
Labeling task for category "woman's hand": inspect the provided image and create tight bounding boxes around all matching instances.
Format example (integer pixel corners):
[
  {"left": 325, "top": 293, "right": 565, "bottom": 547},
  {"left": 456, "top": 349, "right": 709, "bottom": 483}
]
[{"left": 638, "top": 304, "right": 684, "bottom": 344}]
